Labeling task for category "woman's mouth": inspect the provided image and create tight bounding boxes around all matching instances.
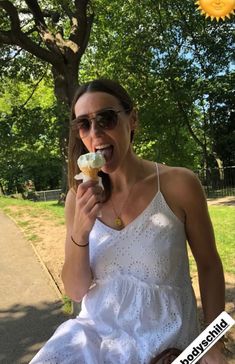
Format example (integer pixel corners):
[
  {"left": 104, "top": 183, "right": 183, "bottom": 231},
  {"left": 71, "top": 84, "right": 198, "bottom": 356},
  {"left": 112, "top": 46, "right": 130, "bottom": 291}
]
[{"left": 95, "top": 144, "right": 114, "bottom": 162}]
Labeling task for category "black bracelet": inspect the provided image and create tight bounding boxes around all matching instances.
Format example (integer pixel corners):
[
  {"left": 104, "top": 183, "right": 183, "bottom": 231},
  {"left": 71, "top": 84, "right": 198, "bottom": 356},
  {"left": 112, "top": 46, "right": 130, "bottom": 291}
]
[{"left": 71, "top": 235, "right": 89, "bottom": 247}]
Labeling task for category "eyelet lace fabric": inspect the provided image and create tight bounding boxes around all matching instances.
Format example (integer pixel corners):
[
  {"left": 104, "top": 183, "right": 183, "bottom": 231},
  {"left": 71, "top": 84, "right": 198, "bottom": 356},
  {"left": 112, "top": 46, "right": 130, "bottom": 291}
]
[{"left": 30, "top": 166, "right": 200, "bottom": 364}]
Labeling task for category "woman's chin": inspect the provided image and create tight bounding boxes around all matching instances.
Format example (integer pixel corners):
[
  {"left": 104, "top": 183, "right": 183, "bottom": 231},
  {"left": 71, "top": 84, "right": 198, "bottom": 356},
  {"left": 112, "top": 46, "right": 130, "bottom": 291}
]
[
  {"left": 101, "top": 164, "right": 113, "bottom": 174},
  {"left": 101, "top": 152, "right": 116, "bottom": 173},
  {"left": 101, "top": 158, "right": 117, "bottom": 174}
]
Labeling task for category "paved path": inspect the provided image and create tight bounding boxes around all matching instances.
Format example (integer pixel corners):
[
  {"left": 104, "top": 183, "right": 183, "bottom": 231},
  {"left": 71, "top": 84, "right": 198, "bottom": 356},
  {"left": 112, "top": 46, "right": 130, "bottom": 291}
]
[{"left": 0, "top": 211, "right": 67, "bottom": 364}]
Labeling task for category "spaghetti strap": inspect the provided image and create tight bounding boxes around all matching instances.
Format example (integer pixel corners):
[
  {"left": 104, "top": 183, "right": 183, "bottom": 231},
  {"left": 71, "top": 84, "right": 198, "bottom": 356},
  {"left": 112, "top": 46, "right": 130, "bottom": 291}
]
[{"left": 155, "top": 162, "right": 160, "bottom": 192}]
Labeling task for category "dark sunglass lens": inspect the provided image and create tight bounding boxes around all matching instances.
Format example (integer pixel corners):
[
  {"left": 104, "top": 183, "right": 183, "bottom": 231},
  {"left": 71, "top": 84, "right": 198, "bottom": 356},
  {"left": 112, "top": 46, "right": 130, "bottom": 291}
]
[
  {"left": 97, "top": 110, "right": 117, "bottom": 129},
  {"left": 77, "top": 118, "right": 90, "bottom": 136}
]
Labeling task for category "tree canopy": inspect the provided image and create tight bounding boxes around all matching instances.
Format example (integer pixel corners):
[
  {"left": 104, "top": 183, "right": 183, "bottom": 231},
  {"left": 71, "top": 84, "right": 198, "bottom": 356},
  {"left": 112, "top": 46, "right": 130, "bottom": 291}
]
[
  {"left": 81, "top": 0, "right": 234, "bottom": 168},
  {"left": 0, "top": 0, "right": 234, "bottom": 194}
]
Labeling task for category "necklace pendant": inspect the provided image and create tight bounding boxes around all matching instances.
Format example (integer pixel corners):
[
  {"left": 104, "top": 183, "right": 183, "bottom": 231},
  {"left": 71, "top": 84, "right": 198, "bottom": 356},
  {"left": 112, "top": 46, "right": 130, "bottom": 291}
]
[{"left": 115, "top": 216, "right": 123, "bottom": 228}]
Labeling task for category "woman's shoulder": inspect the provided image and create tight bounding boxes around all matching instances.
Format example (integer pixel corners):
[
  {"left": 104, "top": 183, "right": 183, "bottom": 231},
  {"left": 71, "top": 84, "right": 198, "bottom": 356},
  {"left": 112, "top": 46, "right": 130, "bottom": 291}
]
[
  {"left": 158, "top": 162, "right": 191, "bottom": 173},
  {"left": 142, "top": 160, "right": 199, "bottom": 189},
  {"left": 158, "top": 163, "right": 198, "bottom": 183},
  {"left": 156, "top": 163, "right": 206, "bottom": 206}
]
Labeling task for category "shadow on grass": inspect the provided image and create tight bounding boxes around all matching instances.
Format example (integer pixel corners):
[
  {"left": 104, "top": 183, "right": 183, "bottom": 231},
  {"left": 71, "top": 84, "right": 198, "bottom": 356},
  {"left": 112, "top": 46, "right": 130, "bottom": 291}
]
[
  {"left": 0, "top": 301, "right": 67, "bottom": 364},
  {"left": 49, "top": 202, "right": 64, "bottom": 208},
  {"left": 207, "top": 197, "right": 235, "bottom": 206}
]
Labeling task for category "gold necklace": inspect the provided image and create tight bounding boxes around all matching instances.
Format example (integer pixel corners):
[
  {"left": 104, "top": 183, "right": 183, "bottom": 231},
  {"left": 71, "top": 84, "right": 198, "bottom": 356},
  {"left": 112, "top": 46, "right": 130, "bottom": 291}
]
[{"left": 110, "top": 181, "right": 137, "bottom": 229}]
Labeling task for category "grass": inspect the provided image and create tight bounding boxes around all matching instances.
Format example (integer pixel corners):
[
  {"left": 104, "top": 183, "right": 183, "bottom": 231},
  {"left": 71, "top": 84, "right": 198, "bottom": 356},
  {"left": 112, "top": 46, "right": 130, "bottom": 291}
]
[
  {"left": 28, "top": 233, "right": 40, "bottom": 242},
  {"left": 62, "top": 295, "right": 73, "bottom": 315},
  {"left": 18, "top": 220, "right": 30, "bottom": 227},
  {"left": 208, "top": 206, "right": 235, "bottom": 274},
  {"left": 0, "top": 196, "right": 64, "bottom": 224},
  {"left": 188, "top": 204, "right": 235, "bottom": 274}
]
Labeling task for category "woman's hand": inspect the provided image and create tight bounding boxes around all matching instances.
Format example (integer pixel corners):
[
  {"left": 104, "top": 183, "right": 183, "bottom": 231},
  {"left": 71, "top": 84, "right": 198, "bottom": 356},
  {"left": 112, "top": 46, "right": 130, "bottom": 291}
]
[
  {"left": 62, "top": 182, "right": 103, "bottom": 301},
  {"left": 72, "top": 180, "right": 104, "bottom": 240},
  {"left": 199, "top": 344, "right": 228, "bottom": 364}
]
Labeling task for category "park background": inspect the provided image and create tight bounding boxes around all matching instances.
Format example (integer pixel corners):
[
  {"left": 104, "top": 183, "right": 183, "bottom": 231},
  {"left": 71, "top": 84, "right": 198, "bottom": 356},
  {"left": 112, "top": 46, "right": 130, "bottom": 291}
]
[
  {"left": 0, "top": 0, "right": 234, "bottom": 197},
  {"left": 0, "top": 1, "right": 234, "bottom": 363}
]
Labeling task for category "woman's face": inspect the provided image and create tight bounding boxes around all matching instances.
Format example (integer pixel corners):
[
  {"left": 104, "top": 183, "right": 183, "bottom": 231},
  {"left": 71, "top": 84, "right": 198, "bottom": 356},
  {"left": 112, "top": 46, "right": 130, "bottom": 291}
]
[{"left": 74, "top": 91, "right": 136, "bottom": 173}]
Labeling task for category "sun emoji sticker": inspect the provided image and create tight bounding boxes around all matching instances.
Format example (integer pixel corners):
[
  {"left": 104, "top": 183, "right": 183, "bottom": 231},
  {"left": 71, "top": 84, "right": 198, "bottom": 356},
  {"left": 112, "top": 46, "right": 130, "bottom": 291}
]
[{"left": 195, "top": 0, "right": 235, "bottom": 21}]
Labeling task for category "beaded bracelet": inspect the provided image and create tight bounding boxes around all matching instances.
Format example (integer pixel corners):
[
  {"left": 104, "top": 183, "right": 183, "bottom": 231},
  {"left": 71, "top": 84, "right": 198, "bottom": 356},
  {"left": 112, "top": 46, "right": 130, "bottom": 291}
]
[{"left": 71, "top": 235, "right": 89, "bottom": 247}]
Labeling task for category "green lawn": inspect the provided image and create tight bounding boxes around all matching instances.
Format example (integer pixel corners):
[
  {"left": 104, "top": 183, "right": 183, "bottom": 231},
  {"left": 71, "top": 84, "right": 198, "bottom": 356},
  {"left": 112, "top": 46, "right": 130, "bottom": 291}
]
[
  {"left": 188, "top": 205, "right": 235, "bottom": 274},
  {"left": 208, "top": 206, "right": 235, "bottom": 274},
  {"left": 0, "top": 196, "right": 64, "bottom": 222},
  {"left": 0, "top": 196, "right": 234, "bottom": 274}
]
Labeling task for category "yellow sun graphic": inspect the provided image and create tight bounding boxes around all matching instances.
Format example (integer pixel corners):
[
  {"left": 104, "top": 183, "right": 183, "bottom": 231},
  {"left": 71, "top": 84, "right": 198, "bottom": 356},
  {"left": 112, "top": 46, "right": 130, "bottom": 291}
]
[{"left": 195, "top": 0, "right": 235, "bottom": 21}]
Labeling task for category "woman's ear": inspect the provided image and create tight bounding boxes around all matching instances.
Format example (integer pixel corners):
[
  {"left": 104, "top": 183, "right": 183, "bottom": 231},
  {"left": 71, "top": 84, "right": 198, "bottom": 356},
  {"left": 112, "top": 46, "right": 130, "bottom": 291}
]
[{"left": 130, "top": 108, "right": 138, "bottom": 131}]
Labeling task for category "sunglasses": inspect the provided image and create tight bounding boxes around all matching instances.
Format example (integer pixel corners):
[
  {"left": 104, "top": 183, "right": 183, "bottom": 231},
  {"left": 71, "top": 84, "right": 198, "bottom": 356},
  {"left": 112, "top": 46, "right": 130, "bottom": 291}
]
[{"left": 71, "top": 108, "right": 129, "bottom": 139}]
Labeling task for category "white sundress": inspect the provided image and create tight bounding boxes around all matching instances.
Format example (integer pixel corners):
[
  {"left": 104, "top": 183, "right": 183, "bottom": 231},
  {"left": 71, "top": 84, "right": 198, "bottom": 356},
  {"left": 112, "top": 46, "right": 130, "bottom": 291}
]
[{"left": 30, "top": 163, "right": 200, "bottom": 364}]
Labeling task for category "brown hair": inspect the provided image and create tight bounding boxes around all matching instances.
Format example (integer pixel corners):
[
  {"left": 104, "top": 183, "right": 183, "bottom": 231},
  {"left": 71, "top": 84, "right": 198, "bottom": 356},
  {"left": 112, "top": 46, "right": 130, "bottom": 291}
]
[{"left": 68, "top": 78, "right": 135, "bottom": 200}]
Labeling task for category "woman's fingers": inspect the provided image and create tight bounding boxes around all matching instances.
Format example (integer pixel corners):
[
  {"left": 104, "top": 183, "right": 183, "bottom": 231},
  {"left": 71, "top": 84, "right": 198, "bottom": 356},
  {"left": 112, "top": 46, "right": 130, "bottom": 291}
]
[
  {"left": 76, "top": 180, "right": 102, "bottom": 199},
  {"left": 76, "top": 182, "right": 102, "bottom": 204},
  {"left": 75, "top": 180, "right": 103, "bottom": 221},
  {"left": 90, "top": 201, "right": 102, "bottom": 217},
  {"left": 83, "top": 193, "right": 103, "bottom": 215}
]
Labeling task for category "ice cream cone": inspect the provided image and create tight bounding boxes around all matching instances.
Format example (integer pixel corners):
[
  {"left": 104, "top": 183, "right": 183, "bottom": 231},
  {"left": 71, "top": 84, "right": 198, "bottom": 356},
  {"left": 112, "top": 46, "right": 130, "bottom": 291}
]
[
  {"left": 80, "top": 167, "right": 100, "bottom": 181},
  {"left": 76, "top": 152, "right": 105, "bottom": 183}
]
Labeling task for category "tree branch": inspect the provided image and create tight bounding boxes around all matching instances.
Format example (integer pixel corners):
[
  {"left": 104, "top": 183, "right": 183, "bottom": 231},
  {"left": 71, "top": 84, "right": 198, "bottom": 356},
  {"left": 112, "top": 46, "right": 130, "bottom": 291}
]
[
  {"left": 79, "top": 12, "right": 94, "bottom": 56},
  {"left": 0, "top": 0, "right": 21, "bottom": 32},
  {"left": 24, "top": 0, "right": 46, "bottom": 27},
  {"left": 1, "top": 47, "right": 23, "bottom": 64},
  {"left": 174, "top": 93, "right": 205, "bottom": 149},
  {"left": 0, "top": 1, "right": 64, "bottom": 66},
  {"left": 72, "top": 0, "right": 91, "bottom": 42},
  {"left": 0, "top": 28, "right": 61, "bottom": 67},
  {"left": 75, "top": 0, "right": 88, "bottom": 9},
  {"left": 21, "top": 67, "right": 48, "bottom": 108},
  {"left": 0, "top": 30, "right": 14, "bottom": 44},
  {"left": 19, "top": 7, "right": 61, "bottom": 23},
  {"left": 69, "top": 0, "right": 94, "bottom": 56},
  {"left": 58, "top": 0, "right": 73, "bottom": 19},
  {"left": 24, "top": 0, "right": 64, "bottom": 57}
]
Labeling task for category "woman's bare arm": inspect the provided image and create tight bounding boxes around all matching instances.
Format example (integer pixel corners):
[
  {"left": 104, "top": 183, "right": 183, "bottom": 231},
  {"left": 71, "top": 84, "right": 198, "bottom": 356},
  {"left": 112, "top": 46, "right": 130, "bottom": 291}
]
[
  {"left": 180, "top": 170, "right": 225, "bottom": 325},
  {"left": 61, "top": 181, "right": 103, "bottom": 302},
  {"left": 174, "top": 169, "right": 227, "bottom": 362}
]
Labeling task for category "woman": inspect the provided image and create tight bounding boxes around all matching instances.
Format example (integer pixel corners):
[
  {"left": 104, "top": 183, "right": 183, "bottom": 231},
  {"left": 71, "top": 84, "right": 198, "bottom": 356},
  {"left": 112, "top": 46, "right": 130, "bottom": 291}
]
[{"left": 30, "top": 79, "right": 227, "bottom": 363}]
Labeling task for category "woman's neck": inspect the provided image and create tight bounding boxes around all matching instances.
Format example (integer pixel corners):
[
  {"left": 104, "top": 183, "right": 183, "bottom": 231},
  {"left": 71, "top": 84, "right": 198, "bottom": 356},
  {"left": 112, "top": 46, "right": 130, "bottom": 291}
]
[{"left": 109, "top": 153, "right": 145, "bottom": 194}]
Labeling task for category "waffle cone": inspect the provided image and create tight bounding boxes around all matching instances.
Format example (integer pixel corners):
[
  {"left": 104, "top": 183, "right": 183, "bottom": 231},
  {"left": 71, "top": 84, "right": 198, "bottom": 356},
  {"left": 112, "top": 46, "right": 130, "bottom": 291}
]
[{"left": 80, "top": 167, "right": 100, "bottom": 181}]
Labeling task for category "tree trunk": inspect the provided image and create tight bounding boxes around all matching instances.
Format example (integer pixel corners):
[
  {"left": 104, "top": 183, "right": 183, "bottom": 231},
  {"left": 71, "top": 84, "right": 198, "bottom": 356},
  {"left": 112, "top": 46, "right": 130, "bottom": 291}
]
[
  {"left": 0, "top": 0, "right": 94, "bottom": 197},
  {"left": 213, "top": 153, "right": 224, "bottom": 181},
  {"left": 52, "top": 65, "right": 79, "bottom": 194},
  {"left": 0, "top": 181, "right": 5, "bottom": 195}
]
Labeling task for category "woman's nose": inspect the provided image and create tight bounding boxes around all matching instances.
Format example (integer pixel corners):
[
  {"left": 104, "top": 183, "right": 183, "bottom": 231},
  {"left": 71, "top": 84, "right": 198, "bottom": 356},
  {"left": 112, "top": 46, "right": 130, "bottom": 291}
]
[{"left": 89, "top": 120, "right": 104, "bottom": 137}]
